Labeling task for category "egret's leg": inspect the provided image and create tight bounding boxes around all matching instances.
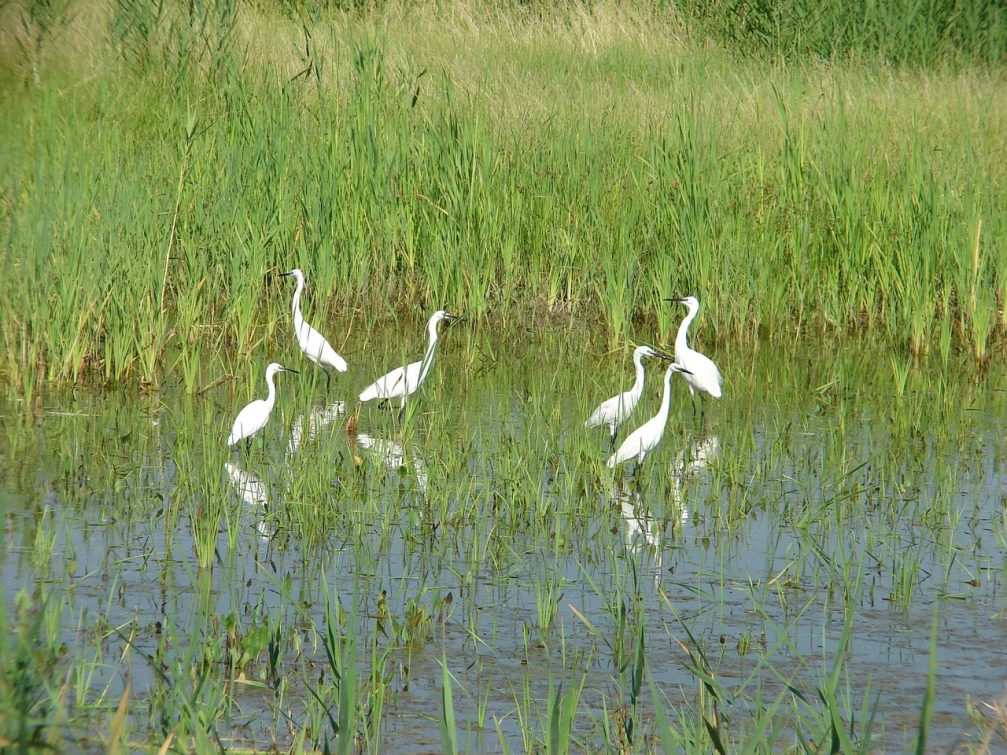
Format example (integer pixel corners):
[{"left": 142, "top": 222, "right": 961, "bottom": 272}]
[
  {"left": 609, "top": 426, "right": 617, "bottom": 452},
  {"left": 397, "top": 398, "right": 407, "bottom": 423},
  {"left": 244, "top": 437, "right": 253, "bottom": 454},
  {"left": 324, "top": 367, "right": 332, "bottom": 393},
  {"left": 633, "top": 473, "right": 644, "bottom": 493},
  {"left": 631, "top": 451, "right": 646, "bottom": 480}
]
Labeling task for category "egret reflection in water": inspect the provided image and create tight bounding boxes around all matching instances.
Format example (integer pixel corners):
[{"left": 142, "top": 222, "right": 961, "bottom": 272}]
[
  {"left": 352, "top": 431, "right": 429, "bottom": 495},
  {"left": 614, "top": 483, "right": 663, "bottom": 575},
  {"left": 287, "top": 400, "right": 347, "bottom": 456},
  {"left": 223, "top": 461, "right": 276, "bottom": 540},
  {"left": 671, "top": 435, "right": 721, "bottom": 480},
  {"left": 668, "top": 435, "right": 721, "bottom": 525}
]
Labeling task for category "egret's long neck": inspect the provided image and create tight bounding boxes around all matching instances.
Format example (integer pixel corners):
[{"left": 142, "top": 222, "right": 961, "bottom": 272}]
[
  {"left": 291, "top": 277, "right": 305, "bottom": 327},
  {"left": 418, "top": 320, "right": 441, "bottom": 383},
  {"left": 628, "top": 351, "right": 647, "bottom": 401},
  {"left": 656, "top": 367, "right": 674, "bottom": 425},
  {"left": 675, "top": 305, "right": 698, "bottom": 355},
  {"left": 264, "top": 371, "right": 278, "bottom": 410}
]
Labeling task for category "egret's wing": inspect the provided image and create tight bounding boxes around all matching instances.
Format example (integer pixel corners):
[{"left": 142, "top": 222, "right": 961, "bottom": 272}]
[
  {"left": 587, "top": 391, "right": 636, "bottom": 429},
  {"left": 360, "top": 365, "right": 406, "bottom": 402},
  {"left": 317, "top": 338, "right": 348, "bottom": 372},
  {"left": 389, "top": 366, "right": 408, "bottom": 393},
  {"left": 298, "top": 321, "right": 348, "bottom": 372},
  {"left": 228, "top": 400, "right": 265, "bottom": 445},
  {"left": 608, "top": 428, "right": 640, "bottom": 467},
  {"left": 585, "top": 396, "right": 615, "bottom": 428}
]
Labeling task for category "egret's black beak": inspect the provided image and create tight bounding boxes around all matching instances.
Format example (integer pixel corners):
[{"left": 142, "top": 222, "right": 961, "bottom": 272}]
[
  {"left": 445, "top": 313, "right": 462, "bottom": 322},
  {"left": 282, "top": 367, "right": 300, "bottom": 374},
  {"left": 656, "top": 351, "right": 675, "bottom": 361},
  {"left": 677, "top": 366, "right": 693, "bottom": 376},
  {"left": 664, "top": 297, "right": 686, "bottom": 304},
  {"left": 280, "top": 271, "right": 294, "bottom": 278}
]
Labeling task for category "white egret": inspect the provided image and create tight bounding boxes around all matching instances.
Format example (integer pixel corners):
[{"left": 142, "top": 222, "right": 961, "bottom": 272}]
[
  {"left": 227, "top": 362, "right": 298, "bottom": 449},
  {"left": 585, "top": 345, "right": 672, "bottom": 450},
  {"left": 281, "top": 268, "right": 347, "bottom": 390},
  {"left": 665, "top": 296, "right": 722, "bottom": 416},
  {"left": 358, "top": 310, "right": 460, "bottom": 416},
  {"left": 607, "top": 362, "right": 691, "bottom": 471}
]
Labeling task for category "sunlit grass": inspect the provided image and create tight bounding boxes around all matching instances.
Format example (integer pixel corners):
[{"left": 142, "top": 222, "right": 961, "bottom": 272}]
[{"left": 0, "top": 1, "right": 1005, "bottom": 389}]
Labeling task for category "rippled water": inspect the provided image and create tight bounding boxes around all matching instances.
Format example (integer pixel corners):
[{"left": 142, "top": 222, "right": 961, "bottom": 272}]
[{"left": 2, "top": 332, "right": 1005, "bottom": 751}]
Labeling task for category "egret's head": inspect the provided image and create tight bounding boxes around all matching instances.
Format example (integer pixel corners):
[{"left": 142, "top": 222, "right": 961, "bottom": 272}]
[
  {"left": 280, "top": 268, "right": 304, "bottom": 282},
  {"left": 266, "top": 362, "right": 300, "bottom": 378},
  {"left": 431, "top": 310, "right": 461, "bottom": 327},
  {"left": 664, "top": 295, "right": 699, "bottom": 310},
  {"left": 635, "top": 345, "right": 674, "bottom": 361}
]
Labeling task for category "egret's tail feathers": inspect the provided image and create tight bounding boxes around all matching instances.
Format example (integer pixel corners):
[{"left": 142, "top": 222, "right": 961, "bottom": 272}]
[
  {"left": 226, "top": 432, "right": 238, "bottom": 447},
  {"left": 585, "top": 408, "right": 608, "bottom": 429},
  {"left": 315, "top": 341, "right": 348, "bottom": 373},
  {"left": 328, "top": 352, "right": 348, "bottom": 373},
  {"left": 606, "top": 453, "right": 618, "bottom": 468},
  {"left": 708, "top": 385, "right": 722, "bottom": 399}
]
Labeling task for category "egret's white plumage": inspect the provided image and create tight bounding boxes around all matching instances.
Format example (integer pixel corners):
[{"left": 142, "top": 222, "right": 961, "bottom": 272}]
[
  {"left": 281, "top": 269, "right": 347, "bottom": 386},
  {"left": 586, "top": 345, "right": 670, "bottom": 448},
  {"left": 607, "top": 362, "right": 691, "bottom": 469},
  {"left": 227, "top": 362, "right": 298, "bottom": 447},
  {"left": 358, "top": 310, "right": 459, "bottom": 408},
  {"left": 666, "top": 296, "right": 722, "bottom": 404}
]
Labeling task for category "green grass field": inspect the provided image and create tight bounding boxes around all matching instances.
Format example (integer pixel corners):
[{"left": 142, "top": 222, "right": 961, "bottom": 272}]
[{"left": 1, "top": 0, "right": 1006, "bottom": 394}]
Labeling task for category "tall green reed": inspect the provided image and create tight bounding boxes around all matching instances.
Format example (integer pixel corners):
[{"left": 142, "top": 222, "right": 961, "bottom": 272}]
[{"left": 2, "top": 1, "right": 1005, "bottom": 390}]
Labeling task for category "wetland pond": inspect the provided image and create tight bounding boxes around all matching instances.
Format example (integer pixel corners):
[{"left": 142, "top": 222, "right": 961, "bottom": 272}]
[{"left": 2, "top": 328, "right": 1006, "bottom": 752}]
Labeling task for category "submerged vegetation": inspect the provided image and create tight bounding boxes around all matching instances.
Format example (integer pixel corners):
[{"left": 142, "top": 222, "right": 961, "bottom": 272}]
[{"left": 0, "top": 0, "right": 1005, "bottom": 393}]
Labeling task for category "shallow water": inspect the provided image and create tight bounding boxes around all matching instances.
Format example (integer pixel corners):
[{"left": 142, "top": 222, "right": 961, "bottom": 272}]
[{"left": 2, "top": 331, "right": 1006, "bottom": 751}]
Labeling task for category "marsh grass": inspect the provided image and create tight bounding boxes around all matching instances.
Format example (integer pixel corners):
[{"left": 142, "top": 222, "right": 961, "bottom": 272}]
[{"left": 0, "top": 1, "right": 1005, "bottom": 389}]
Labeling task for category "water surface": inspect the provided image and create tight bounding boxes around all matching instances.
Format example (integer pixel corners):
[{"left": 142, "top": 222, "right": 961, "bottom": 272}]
[{"left": 2, "top": 332, "right": 1005, "bottom": 751}]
